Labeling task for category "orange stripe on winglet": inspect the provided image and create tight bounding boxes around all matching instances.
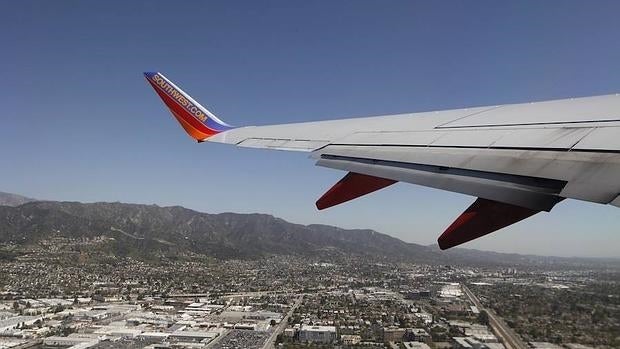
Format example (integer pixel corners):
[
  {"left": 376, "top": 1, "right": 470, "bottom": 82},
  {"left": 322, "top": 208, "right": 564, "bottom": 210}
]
[{"left": 169, "top": 109, "right": 210, "bottom": 141}]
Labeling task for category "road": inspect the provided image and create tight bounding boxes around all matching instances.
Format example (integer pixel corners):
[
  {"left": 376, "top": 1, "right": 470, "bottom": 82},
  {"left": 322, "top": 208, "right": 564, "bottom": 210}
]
[
  {"left": 262, "top": 294, "right": 303, "bottom": 349},
  {"left": 168, "top": 290, "right": 301, "bottom": 299},
  {"left": 462, "top": 285, "right": 527, "bottom": 349}
]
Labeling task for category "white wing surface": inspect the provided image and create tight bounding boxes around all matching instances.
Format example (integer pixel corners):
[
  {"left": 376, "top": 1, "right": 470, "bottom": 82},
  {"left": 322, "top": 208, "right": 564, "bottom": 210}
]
[{"left": 145, "top": 72, "right": 620, "bottom": 249}]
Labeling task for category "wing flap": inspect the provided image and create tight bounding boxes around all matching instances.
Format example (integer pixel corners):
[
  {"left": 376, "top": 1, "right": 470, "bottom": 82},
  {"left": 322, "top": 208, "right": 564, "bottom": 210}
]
[
  {"left": 316, "top": 154, "right": 565, "bottom": 211},
  {"left": 314, "top": 144, "right": 620, "bottom": 205},
  {"left": 438, "top": 198, "right": 541, "bottom": 249},
  {"left": 316, "top": 172, "right": 396, "bottom": 210}
]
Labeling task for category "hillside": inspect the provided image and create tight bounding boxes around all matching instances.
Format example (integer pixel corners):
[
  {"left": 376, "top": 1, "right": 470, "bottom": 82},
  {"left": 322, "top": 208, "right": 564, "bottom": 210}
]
[
  {"left": 0, "top": 191, "right": 36, "bottom": 207},
  {"left": 0, "top": 201, "right": 439, "bottom": 261},
  {"left": 0, "top": 197, "right": 615, "bottom": 267}
]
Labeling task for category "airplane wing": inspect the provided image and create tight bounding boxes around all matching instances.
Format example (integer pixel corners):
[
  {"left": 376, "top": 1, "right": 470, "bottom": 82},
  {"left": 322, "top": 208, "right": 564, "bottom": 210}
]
[{"left": 144, "top": 72, "right": 620, "bottom": 249}]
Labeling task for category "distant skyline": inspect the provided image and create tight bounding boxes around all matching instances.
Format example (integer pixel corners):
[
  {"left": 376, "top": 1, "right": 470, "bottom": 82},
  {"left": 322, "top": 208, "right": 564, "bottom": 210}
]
[{"left": 2, "top": 1, "right": 620, "bottom": 257}]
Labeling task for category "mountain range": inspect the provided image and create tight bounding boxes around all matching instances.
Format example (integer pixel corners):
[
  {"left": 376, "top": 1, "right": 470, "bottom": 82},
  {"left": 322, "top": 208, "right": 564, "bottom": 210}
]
[
  {"left": 0, "top": 191, "right": 615, "bottom": 267},
  {"left": 0, "top": 191, "right": 36, "bottom": 207}
]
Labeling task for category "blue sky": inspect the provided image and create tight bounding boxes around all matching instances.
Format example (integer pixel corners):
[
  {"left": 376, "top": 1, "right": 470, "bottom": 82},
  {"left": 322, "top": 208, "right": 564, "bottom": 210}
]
[{"left": 1, "top": 1, "right": 619, "bottom": 257}]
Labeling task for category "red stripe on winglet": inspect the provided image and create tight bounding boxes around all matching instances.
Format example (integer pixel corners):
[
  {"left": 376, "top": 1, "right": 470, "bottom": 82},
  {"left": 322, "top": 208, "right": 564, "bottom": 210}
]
[
  {"left": 147, "top": 79, "right": 218, "bottom": 136},
  {"left": 316, "top": 172, "right": 396, "bottom": 210},
  {"left": 437, "top": 198, "right": 540, "bottom": 250}
]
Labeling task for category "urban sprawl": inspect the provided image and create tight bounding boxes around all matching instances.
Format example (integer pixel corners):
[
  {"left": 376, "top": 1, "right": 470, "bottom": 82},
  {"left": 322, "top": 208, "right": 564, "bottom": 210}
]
[{"left": 0, "top": 239, "right": 618, "bottom": 349}]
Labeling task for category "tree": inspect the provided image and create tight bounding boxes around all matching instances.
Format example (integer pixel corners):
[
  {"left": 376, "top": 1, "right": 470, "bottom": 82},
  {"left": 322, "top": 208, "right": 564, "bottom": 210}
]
[
  {"left": 478, "top": 310, "right": 489, "bottom": 326},
  {"left": 591, "top": 306, "right": 606, "bottom": 324}
]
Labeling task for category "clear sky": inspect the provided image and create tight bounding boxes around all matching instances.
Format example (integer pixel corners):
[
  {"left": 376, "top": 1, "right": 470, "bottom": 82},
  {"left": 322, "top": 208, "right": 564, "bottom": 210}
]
[{"left": 2, "top": 1, "right": 620, "bottom": 258}]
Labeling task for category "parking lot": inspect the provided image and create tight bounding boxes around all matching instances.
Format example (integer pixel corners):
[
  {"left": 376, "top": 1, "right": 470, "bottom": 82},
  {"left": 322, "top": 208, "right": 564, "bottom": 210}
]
[{"left": 210, "top": 330, "right": 271, "bottom": 349}]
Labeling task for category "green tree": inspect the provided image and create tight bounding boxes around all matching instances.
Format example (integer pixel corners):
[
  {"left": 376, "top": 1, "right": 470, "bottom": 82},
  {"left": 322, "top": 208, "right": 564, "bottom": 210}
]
[{"left": 478, "top": 310, "right": 489, "bottom": 326}]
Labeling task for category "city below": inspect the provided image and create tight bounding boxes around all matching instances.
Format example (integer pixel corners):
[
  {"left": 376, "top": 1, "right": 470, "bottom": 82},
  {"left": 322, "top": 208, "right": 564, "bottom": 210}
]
[{"left": 0, "top": 193, "right": 618, "bottom": 349}]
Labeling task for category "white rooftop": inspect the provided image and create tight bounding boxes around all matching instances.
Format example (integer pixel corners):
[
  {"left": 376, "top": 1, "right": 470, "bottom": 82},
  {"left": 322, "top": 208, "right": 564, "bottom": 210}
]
[
  {"left": 300, "top": 325, "right": 336, "bottom": 332},
  {"left": 404, "top": 342, "right": 431, "bottom": 349}
]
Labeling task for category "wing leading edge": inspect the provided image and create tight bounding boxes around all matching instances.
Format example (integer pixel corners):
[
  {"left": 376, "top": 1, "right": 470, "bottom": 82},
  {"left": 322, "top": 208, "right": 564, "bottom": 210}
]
[{"left": 144, "top": 72, "right": 620, "bottom": 249}]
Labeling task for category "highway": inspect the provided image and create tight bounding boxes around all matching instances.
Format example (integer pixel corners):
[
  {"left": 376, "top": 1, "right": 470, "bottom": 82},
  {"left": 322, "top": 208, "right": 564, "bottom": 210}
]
[
  {"left": 262, "top": 295, "right": 303, "bottom": 349},
  {"left": 169, "top": 291, "right": 286, "bottom": 298},
  {"left": 462, "top": 285, "right": 527, "bottom": 349}
]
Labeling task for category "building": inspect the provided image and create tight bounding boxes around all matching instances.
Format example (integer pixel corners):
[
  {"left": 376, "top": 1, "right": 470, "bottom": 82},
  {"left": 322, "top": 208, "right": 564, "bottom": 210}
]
[
  {"left": 341, "top": 334, "right": 361, "bottom": 345},
  {"left": 414, "top": 312, "right": 433, "bottom": 325},
  {"left": 233, "top": 323, "right": 258, "bottom": 331},
  {"left": 0, "top": 316, "right": 41, "bottom": 332},
  {"left": 465, "top": 324, "right": 498, "bottom": 343},
  {"left": 529, "top": 343, "right": 564, "bottom": 349},
  {"left": 383, "top": 327, "right": 407, "bottom": 342},
  {"left": 73, "top": 310, "right": 109, "bottom": 321},
  {"left": 564, "top": 345, "right": 594, "bottom": 349},
  {"left": 407, "top": 328, "right": 431, "bottom": 342},
  {"left": 406, "top": 290, "right": 431, "bottom": 300},
  {"left": 43, "top": 336, "right": 99, "bottom": 347},
  {"left": 0, "top": 312, "right": 15, "bottom": 320},
  {"left": 169, "top": 330, "right": 219, "bottom": 343},
  {"left": 404, "top": 342, "right": 431, "bottom": 349},
  {"left": 94, "top": 327, "right": 142, "bottom": 338},
  {"left": 440, "top": 283, "right": 463, "bottom": 298},
  {"left": 452, "top": 337, "right": 487, "bottom": 349},
  {"left": 299, "top": 325, "right": 337, "bottom": 344},
  {"left": 139, "top": 332, "right": 170, "bottom": 341},
  {"left": 68, "top": 341, "right": 100, "bottom": 349}
]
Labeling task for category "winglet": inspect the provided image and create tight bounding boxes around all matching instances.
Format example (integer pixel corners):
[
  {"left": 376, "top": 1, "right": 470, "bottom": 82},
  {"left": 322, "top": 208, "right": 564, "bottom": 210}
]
[{"left": 144, "top": 72, "right": 233, "bottom": 141}]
